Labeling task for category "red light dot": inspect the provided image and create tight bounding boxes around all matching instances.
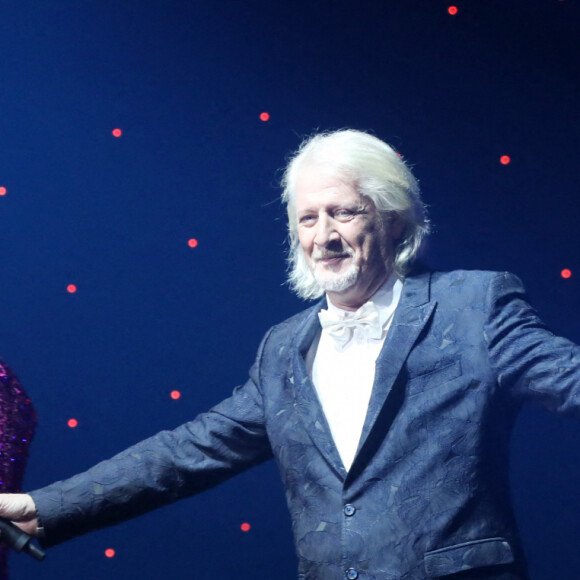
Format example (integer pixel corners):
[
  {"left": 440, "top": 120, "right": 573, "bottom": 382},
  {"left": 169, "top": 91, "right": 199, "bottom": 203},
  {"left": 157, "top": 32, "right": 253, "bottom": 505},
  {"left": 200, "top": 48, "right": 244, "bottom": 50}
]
[
  {"left": 170, "top": 390, "right": 181, "bottom": 400},
  {"left": 500, "top": 155, "right": 511, "bottom": 165},
  {"left": 448, "top": 6, "right": 458, "bottom": 15},
  {"left": 67, "top": 284, "right": 77, "bottom": 294},
  {"left": 259, "top": 112, "right": 270, "bottom": 122},
  {"left": 112, "top": 128, "right": 122, "bottom": 138},
  {"left": 188, "top": 238, "right": 198, "bottom": 248},
  {"left": 104, "top": 548, "right": 116, "bottom": 558},
  {"left": 561, "top": 269, "right": 572, "bottom": 279},
  {"left": 67, "top": 418, "right": 78, "bottom": 428},
  {"left": 0, "top": 187, "right": 6, "bottom": 196},
  {"left": 240, "top": 522, "right": 251, "bottom": 532}
]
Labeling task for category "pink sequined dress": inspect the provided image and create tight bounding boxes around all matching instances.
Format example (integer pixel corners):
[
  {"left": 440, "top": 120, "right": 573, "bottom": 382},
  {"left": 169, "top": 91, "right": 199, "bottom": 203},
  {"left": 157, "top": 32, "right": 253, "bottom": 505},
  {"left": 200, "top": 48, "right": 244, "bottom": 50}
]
[{"left": 0, "top": 360, "right": 36, "bottom": 579}]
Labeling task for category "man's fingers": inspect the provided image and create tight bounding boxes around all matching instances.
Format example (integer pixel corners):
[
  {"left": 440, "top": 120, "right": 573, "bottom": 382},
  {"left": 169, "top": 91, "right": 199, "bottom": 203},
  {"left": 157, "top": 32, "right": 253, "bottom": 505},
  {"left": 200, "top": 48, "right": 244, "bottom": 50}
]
[{"left": 12, "top": 519, "right": 39, "bottom": 537}]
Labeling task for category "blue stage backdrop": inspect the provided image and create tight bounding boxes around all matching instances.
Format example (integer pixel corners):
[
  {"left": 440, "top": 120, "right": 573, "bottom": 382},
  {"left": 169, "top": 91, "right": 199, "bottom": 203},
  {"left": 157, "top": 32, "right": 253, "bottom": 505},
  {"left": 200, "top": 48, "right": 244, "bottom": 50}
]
[{"left": 1, "top": 1, "right": 579, "bottom": 578}]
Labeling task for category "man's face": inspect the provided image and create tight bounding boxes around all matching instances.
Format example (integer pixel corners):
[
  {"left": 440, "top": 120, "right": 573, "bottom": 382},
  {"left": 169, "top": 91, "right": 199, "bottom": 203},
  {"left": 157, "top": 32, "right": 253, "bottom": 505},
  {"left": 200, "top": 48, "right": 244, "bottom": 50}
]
[{"left": 295, "top": 166, "right": 401, "bottom": 310}]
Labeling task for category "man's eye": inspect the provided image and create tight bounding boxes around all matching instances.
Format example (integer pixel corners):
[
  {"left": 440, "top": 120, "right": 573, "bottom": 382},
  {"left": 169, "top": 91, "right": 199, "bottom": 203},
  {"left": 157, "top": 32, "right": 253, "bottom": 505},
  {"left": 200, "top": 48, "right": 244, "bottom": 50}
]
[
  {"left": 299, "top": 215, "right": 316, "bottom": 224},
  {"left": 336, "top": 209, "right": 354, "bottom": 218}
]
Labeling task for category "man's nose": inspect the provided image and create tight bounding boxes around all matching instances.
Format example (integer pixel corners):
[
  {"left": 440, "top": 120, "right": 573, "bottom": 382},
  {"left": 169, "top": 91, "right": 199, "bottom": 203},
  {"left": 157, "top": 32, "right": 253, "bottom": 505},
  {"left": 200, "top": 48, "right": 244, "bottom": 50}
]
[{"left": 314, "top": 214, "right": 339, "bottom": 246}]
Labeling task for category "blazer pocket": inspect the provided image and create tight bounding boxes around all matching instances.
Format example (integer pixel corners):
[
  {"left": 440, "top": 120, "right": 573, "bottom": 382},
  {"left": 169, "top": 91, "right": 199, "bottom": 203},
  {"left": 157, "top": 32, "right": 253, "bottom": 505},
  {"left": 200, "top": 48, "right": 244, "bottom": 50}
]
[
  {"left": 424, "top": 536, "right": 514, "bottom": 577},
  {"left": 407, "top": 358, "right": 462, "bottom": 394}
]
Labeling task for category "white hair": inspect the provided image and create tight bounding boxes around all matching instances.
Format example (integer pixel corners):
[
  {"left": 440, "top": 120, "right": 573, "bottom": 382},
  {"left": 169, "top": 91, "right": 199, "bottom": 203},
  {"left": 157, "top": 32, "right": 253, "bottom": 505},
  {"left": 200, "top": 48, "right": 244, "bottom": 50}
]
[{"left": 281, "top": 129, "right": 430, "bottom": 301}]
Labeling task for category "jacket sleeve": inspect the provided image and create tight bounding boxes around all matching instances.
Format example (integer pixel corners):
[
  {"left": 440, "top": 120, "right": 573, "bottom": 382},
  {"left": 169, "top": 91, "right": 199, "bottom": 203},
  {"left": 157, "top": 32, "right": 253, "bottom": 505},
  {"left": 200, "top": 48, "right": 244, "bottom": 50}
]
[
  {"left": 30, "top": 331, "right": 274, "bottom": 548},
  {"left": 484, "top": 271, "right": 580, "bottom": 414}
]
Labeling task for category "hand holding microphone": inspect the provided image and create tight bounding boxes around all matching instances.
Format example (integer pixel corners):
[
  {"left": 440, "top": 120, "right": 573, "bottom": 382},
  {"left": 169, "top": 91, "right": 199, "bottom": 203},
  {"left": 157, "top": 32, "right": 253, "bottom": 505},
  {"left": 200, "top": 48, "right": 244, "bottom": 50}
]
[
  {"left": 0, "top": 494, "right": 45, "bottom": 561},
  {"left": 0, "top": 517, "right": 45, "bottom": 561}
]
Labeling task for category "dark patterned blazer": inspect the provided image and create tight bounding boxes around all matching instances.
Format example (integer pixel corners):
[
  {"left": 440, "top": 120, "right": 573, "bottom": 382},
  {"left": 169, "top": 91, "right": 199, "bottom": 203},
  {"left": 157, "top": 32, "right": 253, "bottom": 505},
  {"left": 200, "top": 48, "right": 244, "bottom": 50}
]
[{"left": 31, "top": 271, "right": 580, "bottom": 579}]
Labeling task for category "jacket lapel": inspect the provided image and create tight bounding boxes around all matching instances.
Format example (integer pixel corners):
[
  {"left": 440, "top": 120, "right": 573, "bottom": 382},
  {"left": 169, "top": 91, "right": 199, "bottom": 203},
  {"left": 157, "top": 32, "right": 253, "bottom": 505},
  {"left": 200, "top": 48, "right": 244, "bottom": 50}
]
[
  {"left": 291, "top": 300, "right": 348, "bottom": 480},
  {"left": 289, "top": 272, "right": 436, "bottom": 482},
  {"left": 353, "top": 272, "right": 436, "bottom": 466}
]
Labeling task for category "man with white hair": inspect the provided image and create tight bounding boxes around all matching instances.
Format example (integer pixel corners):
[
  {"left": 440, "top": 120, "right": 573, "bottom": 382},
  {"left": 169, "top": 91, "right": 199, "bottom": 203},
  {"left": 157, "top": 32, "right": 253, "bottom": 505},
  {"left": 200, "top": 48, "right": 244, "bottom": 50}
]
[{"left": 1, "top": 130, "right": 579, "bottom": 579}]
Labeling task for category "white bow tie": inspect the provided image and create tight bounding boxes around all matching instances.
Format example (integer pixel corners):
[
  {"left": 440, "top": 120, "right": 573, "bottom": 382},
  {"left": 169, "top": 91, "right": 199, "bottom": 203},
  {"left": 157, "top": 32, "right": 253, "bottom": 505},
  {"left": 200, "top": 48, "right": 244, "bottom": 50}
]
[{"left": 318, "top": 301, "right": 383, "bottom": 347}]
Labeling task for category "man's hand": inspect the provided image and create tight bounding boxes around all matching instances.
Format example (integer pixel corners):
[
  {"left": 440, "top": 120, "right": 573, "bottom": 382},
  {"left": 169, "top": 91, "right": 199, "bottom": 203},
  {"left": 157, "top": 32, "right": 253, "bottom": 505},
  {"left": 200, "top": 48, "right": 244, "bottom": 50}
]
[{"left": 0, "top": 494, "right": 38, "bottom": 537}]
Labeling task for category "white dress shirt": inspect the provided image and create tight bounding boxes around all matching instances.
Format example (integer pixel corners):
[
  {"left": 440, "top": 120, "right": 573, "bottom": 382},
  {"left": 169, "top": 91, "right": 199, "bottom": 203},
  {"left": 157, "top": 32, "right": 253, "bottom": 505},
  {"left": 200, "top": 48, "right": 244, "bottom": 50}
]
[{"left": 306, "top": 275, "right": 403, "bottom": 471}]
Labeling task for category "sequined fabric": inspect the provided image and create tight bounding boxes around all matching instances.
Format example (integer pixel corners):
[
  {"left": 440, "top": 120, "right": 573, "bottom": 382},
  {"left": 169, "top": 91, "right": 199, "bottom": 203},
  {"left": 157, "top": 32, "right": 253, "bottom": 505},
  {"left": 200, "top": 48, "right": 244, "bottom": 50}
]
[{"left": 0, "top": 360, "right": 36, "bottom": 580}]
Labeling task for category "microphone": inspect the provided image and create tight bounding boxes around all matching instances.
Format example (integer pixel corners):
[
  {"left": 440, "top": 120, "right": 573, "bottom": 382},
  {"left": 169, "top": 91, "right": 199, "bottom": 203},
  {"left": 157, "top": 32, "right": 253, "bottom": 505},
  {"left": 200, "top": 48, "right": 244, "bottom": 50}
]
[{"left": 0, "top": 517, "right": 45, "bottom": 561}]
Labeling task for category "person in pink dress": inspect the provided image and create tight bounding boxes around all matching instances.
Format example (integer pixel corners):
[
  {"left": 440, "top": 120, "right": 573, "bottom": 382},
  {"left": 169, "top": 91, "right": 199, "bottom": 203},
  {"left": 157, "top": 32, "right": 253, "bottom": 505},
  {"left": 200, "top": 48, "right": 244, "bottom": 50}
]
[{"left": 0, "top": 359, "right": 36, "bottom": 579}]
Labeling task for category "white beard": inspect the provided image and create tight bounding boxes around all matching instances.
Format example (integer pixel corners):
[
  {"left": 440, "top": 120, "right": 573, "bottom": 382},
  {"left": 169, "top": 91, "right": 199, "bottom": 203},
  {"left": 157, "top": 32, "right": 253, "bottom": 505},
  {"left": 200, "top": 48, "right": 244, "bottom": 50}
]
[{"left": 313, "top": 261, "right": 360, "bottom": 293}]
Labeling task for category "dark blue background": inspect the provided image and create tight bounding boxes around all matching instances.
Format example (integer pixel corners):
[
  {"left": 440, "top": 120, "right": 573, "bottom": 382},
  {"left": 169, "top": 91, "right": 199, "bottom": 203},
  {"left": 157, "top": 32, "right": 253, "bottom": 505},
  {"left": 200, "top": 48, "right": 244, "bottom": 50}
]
[{"left": 1, "top": 1, "right": 579, "bottom": 578}]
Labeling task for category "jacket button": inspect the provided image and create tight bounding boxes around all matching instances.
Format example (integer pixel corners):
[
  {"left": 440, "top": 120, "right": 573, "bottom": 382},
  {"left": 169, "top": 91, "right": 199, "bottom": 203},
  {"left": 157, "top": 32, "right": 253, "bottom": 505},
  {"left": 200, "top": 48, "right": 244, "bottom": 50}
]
[
  {"left": 344, "top": 504, "right": 356, "bottom": 516},
  {"left": 346, "top": 569, "right": 358, "bottom": 580}
]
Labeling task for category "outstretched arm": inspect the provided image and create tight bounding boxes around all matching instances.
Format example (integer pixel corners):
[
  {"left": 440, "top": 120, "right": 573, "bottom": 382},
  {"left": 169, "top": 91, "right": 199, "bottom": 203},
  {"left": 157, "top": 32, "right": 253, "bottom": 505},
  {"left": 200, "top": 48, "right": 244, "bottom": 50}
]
[
  {"left": 20, "top": 328, "right": 274, "bottom": 549},
  {"left": 485, "top": 272, "right": 580, "bottom": 413}
]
